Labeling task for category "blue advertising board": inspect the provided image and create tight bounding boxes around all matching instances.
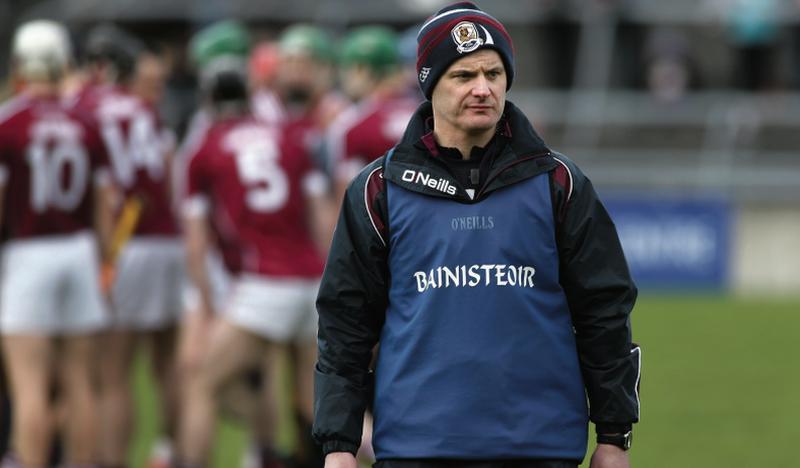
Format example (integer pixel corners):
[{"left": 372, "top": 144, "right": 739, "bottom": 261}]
[{"left": 602, "top": 195, "right": 732, "bottom": 290}]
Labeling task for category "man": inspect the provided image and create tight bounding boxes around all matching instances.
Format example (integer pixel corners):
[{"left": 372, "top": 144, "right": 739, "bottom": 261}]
[
  {"left": 64, "top": 23, "right": 142, "bottom": 108},
  {"left": 0, "top": 20, "right": 115, "bottom": 465},
  {"left": 177, "top": 55, "right": 334, "bottom": 468},
  {"left": 326, "top": 25, "right": 419, "bottom": 201},
  {"left": 274, "top": 24, "right": 348, "bottom": 169},
  {"left": 249, "top": 41, "right": 282, "bottom": 130},
  {"left": 70, "top": 24, "right": 184, "bottom": 466},
  {"left": 176, "top": 22, "right": 291, "bottom": 467},
  {"left": 313, "top": 3, "right": 641, "bottom": 468}
]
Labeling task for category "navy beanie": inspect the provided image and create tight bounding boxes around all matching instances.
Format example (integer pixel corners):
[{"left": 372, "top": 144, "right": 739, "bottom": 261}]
[{"left": 416, "top": 1, "right": 515, "bottom": 99}]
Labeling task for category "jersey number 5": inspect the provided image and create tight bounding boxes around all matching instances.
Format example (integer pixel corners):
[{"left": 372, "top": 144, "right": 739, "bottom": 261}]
[{"left": 227, "top": 130, "right": 288, "bottom": 213}]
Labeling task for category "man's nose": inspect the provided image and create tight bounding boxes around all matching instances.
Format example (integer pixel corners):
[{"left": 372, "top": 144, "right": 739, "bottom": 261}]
[{"left": 471, "top": 75, "right": 491, "bottom": 97}]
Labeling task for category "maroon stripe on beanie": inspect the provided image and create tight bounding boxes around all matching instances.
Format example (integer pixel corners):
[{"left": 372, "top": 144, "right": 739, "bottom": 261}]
[
  {"left": 416, "top": 15, "right": 514, "bottom": 71},
  {"left": 416, "top": 18, "right": 465, "bottom": 70},
  {"left": 417, "top": 13, "right": 514, "bottom": 54}
]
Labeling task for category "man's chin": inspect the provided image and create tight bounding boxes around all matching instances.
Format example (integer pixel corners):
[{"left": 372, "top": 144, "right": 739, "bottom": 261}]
[{"left": 463, "top": 119, "right": 500, "bottom": 135}]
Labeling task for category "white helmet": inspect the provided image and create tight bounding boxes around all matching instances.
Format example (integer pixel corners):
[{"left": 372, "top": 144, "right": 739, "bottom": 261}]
[{"left": 11, "top": 20, "right": 73, "bottom": 81}]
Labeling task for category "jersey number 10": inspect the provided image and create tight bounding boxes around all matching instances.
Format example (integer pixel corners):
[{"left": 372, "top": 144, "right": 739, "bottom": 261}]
[{"left": 26, "top": 123, "right": 90, "bottom": 213}]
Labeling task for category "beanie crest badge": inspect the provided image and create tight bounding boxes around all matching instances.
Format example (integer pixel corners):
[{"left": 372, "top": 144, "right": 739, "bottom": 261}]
[{"left": 451, "top": 21, "right": 483, "bottom": 54}]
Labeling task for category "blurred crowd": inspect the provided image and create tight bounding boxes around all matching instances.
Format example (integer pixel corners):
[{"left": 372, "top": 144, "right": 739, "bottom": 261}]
[{"left": 0, "top": 16, "right": 421, "bottom": 468}]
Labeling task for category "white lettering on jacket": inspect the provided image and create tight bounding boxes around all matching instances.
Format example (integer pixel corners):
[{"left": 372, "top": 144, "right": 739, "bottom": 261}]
[
  {"left": 413, "top": 264, "right": 536, "bottom": 292},
  {"left": 401, "top": 169, "right": 457, "bottom": 196}
]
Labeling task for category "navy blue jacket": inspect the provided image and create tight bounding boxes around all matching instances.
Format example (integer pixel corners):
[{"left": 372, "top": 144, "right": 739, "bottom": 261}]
[{"left": 313, "top": 101, "right": 640, "bottom": 460}]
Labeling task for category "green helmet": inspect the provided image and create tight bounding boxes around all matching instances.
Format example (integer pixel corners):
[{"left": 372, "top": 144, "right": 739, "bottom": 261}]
[
  {"left": 278, "top": 24, "right": 334, "bottom": 62},
  {"left": 339, "top": 26, "right": 400, "bottom": 74},
  {"left": 190, "top": 20, "right": 250, "bottom": 69}
]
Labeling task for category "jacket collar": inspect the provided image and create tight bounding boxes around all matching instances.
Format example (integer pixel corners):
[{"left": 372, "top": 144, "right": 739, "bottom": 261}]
[
  {"left": 396, "top": 100, "right": 549, "bottom": 158},
  {"left": 385, "top": 100, "right": 555, "bottom": 202}
]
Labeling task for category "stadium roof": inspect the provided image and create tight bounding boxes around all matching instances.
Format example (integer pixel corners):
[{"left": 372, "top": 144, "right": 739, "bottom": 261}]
[
  {"left": 17, "top": 0, "right": 800, "bottom": 26},
  {"left": 21, "top": 0, "right": 550, "bottom": 24}
]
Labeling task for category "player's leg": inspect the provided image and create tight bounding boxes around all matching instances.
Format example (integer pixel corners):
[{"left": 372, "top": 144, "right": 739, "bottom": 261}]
[
  {"left": 1, "top": 335, "right": 55, "bottom": 465},
  {"left": 57, "top": 231, "right": 112, "bottom": 465},
  {"left": 142, "top": 239, "right": 185, "bottom": 467},
  {"left": 96, "top": 328, "right": 137, "bottom": 465},
  {"left": 209, "top": 273, "right": 314, "bottom": 467},
  {"left": 286, "top": 279, "right": 323, "bottom": 468},
  {"left": 0, "top": 357, "right": 10, "bottom": 457},
  {"left": 177, "top": 318, "right": 264, "bottom": 464},
  {"left": 176, "top": 248, "right": 230, "bottom": 391},
  {"left": 0, "top": 237, "right": 68, "bottom": 464},
  {"left": 290, "top": 338, "right": 323, "bottom": 468},
  {"left": 174, "top": 251, "right": 232, "bottom": 465},
  {"left": 148, "top": 324, "right": 180, "bottom": 466},
  {"left": 58, "top": 333, "right": 100, "bottom": 464},
  {"left": 251, "top": 347, "right": 284, "bottom": 468},
  {"left": 96, "top": 241, "right": 140, "bottom": 465},
  {"left": 358, "top": 411, "right": 375, "bottom": 464}
]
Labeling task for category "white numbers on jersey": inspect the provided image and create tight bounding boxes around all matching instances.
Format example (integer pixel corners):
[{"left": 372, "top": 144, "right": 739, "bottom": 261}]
[
  {"left": 100, "top": 102, "right": 164, "bottom": 187},
  {"left": 224, "top": 125, "right": 289, "bottom": 213},
  {"left": 26, "top": 120, "right": 90, "bottom": 213}
]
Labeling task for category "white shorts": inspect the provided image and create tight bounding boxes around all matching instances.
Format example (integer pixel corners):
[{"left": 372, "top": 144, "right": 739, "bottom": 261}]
[
  {"left": 226, "top": 274, "right": 319, "bottom": 343},
  {"left": 181, "top": 250, "right": 232, "bottom": 314},
  {"left": 0, "top": 231, "right": 108, "bottom": 335},
  {"left": 112, "top": 237, "right": 184, "bottom": 330}
]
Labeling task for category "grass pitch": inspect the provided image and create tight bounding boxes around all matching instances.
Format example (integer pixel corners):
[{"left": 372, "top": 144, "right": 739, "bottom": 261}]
[{"left": 130, "top": 295, "right": 799, "bottom": 467}]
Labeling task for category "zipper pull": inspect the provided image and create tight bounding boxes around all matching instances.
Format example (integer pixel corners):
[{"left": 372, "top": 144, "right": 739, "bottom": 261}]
[{"left": 469, "top": 168, "right": 480, "bottom": 185}]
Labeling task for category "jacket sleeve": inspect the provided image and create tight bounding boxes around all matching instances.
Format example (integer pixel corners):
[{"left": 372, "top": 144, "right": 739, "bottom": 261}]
[
  {"left": 313, "top": 160, "right": 389, "bottom": 455},
  {"left": 551, "top": 154, "right": 641, "bottom": 432}
]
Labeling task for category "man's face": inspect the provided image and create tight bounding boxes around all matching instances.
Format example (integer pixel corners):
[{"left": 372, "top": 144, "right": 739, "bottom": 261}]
[
  {"left": 132, "top": 53, "right": 167, "bottom": 105},
  {"left": 431, "top": 49, "right": 506, "bottom": 139},
  {"left": 275, "top": 52, "right": 332, "bottom": 106},
  {"left": 339, "top": 63, "right": 375, "bottom": 102}
]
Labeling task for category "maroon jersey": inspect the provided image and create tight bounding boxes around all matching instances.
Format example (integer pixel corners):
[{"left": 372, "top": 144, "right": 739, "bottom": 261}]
[
  {"left": 74, "top": 85, "right": 178, "bottom": 236},
  {"left": 327, "top": 94, "right": 418, "bottom": 180},
  {"left": 0, "top": 94, "right": 110, "bottom": 239},
  {"left": 185, "top": 115, "right": 324, "bottom": 278}
]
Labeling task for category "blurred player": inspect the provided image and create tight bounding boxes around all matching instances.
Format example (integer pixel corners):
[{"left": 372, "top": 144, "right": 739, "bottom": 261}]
[
  {"left": 327, "top": 25, "right": 419, "bottom": 201},
  {"left": 175, "top": 22, "right": 281, "bottom": 467},
  {"left": 249, "top": 41, "right": 282, "bottom": 129},
  {"left": 175, "top": 20, "right": 253, "bottom": 202},
  {"left": 322, "top": 27, "right": 419, "bottom": 462},
  {"left": 176, "top": 55, "right": 333, "bottom": 468},
  {"left": 64, "top": 23, "right": 141, "bottom": 109},
  {"left": 273, "top": 24, "right": 347, "bottom": 169},
  {"left": 0, "top": 20, "right": 115, "bottom": 465},
  {"left": 70, "top": 24, "right": 185, "bottom": 466}
]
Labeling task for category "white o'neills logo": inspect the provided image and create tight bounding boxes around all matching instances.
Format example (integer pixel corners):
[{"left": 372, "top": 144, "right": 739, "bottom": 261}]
[
  {"left": 451, "top": 21, "right": 484, "bottom": 53},
  {"left": 401, "top": 169, "right": 457, "bottom": 195},
  {"left": 414, "top": 264, "right": 536, "bottom": 293}
]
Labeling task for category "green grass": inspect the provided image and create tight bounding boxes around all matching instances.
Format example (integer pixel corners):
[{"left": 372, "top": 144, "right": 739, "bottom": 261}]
[
  {"left": 589, "top": 295, "right": 800, "bottom": 468},
  {"left": 130, "top": 295, "right": 800, "bottom": 468},
  {"left": 129, "top": 356, "right": 249, "bottom": 467}
]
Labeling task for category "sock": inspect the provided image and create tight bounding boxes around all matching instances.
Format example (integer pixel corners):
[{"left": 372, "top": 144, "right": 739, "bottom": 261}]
[{"left": 149, "top": 437, "right": 174, "bottom": 466}]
